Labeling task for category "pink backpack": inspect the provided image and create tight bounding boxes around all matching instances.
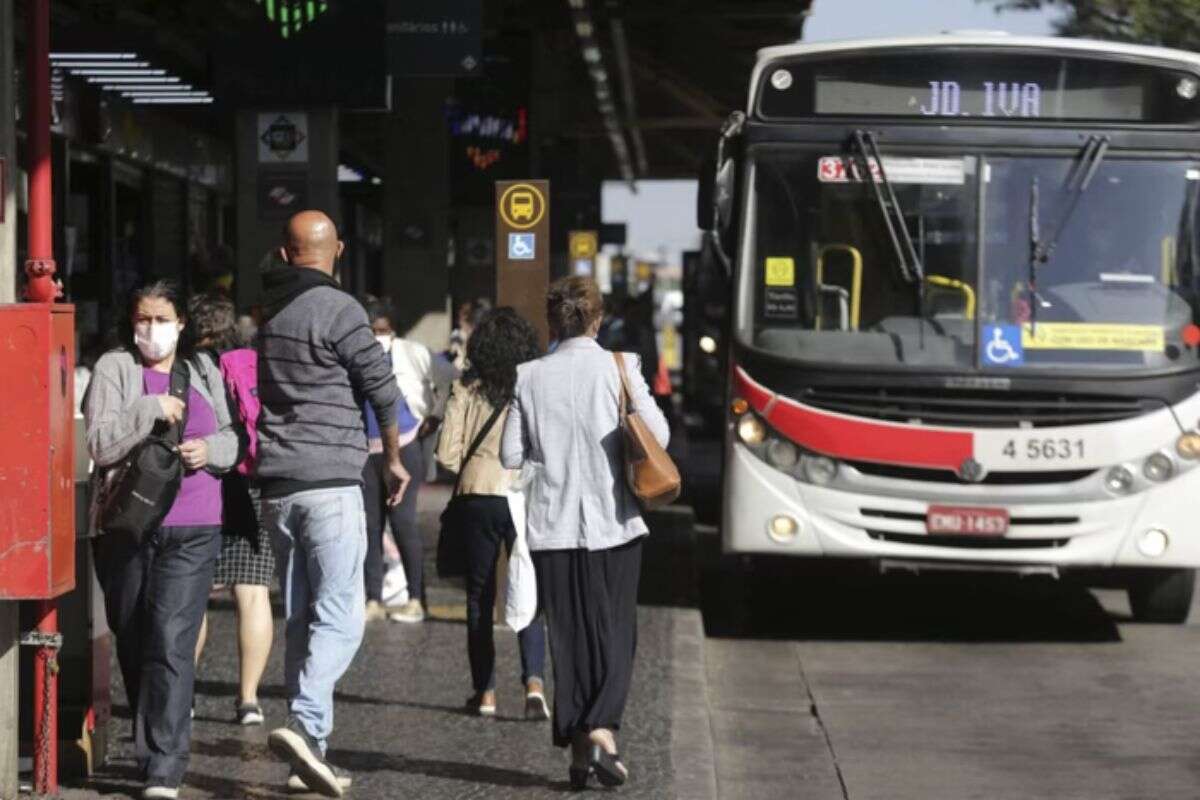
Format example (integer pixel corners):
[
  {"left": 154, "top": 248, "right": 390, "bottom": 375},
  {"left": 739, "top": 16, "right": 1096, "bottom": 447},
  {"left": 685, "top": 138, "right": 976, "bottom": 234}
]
[{"left": 219, "top": 348, "right": 260, "bottom": 476}]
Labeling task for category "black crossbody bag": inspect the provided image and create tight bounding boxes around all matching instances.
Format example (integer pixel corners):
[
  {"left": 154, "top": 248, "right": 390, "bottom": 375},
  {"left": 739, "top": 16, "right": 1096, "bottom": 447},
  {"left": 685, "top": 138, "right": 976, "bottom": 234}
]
[
  {"left": 436, "top": 403, "right": 505, "bottom": 578},
  {"left": 99, "top": 360, "right": 191, "bottom": 540}
]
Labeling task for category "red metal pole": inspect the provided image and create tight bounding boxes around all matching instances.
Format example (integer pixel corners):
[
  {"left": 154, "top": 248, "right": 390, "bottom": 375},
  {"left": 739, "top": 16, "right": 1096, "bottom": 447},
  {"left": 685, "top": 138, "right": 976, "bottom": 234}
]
[
  {"left": 27, "top": 0, "right": 61, "bottom": 793},
  {"left": 25, "top": 0, "right": 59, "bottom": 302},
  {"left": 31, "top": 602, "right": 58, "bottom": 795}
]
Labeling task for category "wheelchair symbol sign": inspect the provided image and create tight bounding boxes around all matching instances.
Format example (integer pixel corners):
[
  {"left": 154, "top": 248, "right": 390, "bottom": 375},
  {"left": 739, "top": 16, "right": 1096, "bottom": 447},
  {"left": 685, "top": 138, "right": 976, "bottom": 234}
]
[
  {"left": 508, "top": 233, "right": 536, "bottom": 261},
  {"left": 982, "top": 324, "right": 1024, "bottom": 366}
]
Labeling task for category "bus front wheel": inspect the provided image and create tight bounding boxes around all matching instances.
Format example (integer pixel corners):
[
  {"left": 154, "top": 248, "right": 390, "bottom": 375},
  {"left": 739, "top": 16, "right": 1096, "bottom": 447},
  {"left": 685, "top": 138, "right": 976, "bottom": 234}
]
[{"left": 1126, "top": 568, "right": 1196, "bottom": 624}]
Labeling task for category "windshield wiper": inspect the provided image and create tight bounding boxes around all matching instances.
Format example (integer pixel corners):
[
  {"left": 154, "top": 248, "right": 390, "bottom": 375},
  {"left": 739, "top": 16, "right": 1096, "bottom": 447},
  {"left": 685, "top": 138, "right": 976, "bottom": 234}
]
[
  {"left": 1028, "top": 135, "right": 1109, "bottom": 326},
  {"left": 850, "top": 130, "right": 925, "bottom": 287}
]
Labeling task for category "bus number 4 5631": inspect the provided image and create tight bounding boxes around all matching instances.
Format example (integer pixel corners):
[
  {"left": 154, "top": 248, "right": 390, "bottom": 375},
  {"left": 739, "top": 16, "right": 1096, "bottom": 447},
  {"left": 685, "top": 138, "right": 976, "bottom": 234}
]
[{"left": 1002, "top": 438, "right": 1085, "bottom": 461}]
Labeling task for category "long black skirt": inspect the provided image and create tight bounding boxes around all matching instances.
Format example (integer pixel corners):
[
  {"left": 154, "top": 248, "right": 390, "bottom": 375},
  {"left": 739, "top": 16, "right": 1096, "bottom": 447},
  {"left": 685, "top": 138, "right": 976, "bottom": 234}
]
[{"left": 533, "top": 537, "right": 642, "bottom": 748}]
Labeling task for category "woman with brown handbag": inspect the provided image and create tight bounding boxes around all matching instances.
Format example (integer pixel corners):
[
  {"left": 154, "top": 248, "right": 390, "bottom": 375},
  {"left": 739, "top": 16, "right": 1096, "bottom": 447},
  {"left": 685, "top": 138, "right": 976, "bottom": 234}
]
[{"left": 500, "top": 277, "right": 670, "bottom": 790}]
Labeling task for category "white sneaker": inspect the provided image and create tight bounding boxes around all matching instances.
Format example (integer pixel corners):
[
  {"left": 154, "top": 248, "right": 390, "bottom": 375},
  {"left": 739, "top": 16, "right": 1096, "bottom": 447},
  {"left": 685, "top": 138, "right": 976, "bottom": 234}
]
[
  {"left": 388, "top": 599, "right": 425, "bottom": 624},
  {"left": 287, "top": 766, "right": 353, "bottom": 793},
  {"left": 143, "top": 786, "right": 178, "bottom": 799}
]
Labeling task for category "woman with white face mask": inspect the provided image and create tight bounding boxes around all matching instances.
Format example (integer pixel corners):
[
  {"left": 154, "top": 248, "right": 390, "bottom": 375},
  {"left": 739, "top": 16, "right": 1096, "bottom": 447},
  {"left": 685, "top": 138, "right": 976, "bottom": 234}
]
[
  {"left": 83, "top": 281, "right": 239, "bottom": 800},
  {"left": 359, "top": 298, "right": 458, "bottom": 624}
]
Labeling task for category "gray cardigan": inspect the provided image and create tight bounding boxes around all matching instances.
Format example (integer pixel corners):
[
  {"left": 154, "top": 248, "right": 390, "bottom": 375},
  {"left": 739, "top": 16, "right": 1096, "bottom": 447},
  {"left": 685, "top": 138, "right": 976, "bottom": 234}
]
[
  {"left": 83, "top": 348, "right": 239, "bottom": 533},
  {"left": 500, "top": 337, "right": 669, "bottom": 552}
]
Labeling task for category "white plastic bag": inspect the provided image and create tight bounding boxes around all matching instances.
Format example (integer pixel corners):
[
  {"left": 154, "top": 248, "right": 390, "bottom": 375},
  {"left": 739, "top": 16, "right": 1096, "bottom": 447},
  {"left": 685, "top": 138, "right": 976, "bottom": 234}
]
[
  {"left": 381, "top": 560, "right": 409, "bottom": 608},
  {"left": 504, "top": 476, "right": 538, "bottom": 632}
]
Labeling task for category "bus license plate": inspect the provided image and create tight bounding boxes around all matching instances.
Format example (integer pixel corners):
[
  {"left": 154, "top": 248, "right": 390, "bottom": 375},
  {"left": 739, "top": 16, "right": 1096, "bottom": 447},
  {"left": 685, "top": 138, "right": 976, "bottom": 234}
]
[{"left": 926, "top": 506, "right": 1009, "bottom": 536}]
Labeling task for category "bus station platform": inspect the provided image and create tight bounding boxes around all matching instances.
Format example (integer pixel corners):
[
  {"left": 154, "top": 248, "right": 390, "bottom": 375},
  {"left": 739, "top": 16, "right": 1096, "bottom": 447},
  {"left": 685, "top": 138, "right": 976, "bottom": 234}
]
[{"left": 57, "top": 486, "right": 716, "bottom": 800}]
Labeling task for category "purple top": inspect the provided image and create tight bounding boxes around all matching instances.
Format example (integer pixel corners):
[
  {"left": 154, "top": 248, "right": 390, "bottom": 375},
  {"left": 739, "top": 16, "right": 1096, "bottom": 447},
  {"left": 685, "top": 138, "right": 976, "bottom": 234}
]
[{"left": 143, "top": 368, "right": 222, "bottom": 527}]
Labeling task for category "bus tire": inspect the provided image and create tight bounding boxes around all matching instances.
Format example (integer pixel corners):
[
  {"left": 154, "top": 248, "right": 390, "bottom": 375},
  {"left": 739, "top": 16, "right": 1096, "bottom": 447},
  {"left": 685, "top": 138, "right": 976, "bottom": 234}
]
[{"left": 1127, "top": 568, "right": 1195, "bottom": 624}]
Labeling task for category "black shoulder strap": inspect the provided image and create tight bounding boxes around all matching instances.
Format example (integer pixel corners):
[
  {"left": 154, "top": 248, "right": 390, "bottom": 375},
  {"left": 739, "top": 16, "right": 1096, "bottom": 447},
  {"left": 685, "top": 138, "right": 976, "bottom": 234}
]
[
  {"left": 452, "top": 402, "right": 505, "bottom": 494},
  {"left": 166, "top": 358, "right": 191, "bottom": 444}
]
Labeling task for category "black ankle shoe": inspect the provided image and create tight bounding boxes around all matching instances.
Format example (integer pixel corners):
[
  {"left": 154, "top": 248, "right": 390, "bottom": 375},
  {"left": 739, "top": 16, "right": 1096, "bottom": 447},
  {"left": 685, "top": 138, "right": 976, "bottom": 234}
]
[
  {"left": 568, "top": 764, "right": 591, "bottom": 791},
  {"left": 589, "top": 744, "right": 627, "bottom": 788}
]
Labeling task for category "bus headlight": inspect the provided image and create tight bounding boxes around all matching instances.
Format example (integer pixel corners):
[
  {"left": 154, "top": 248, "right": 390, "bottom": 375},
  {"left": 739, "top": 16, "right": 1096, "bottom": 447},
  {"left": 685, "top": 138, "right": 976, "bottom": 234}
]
[
  {"left": 1105, "top": 465, "right": 1135, "bottom": 494},
  {"left": 737, "top": 413, "right": 766, "bottom": 445},
  {"left": 1137, "top": 528, "right": 1170, "bottom": 558},
  {"left": 767, "top": 514, "right": 800, "bottom": 543},
  {"left": 1177, "top": 431, "right": 1200, "bottom": 459},
  {"left": 801, "top": 454, "right": 838, "bottom": 486},
  {"left": 1143, "top": 452, "right": 1175, "bottom": 483},
  {"left": 766, "top": 439, "right": 799, "bottom": 470}
]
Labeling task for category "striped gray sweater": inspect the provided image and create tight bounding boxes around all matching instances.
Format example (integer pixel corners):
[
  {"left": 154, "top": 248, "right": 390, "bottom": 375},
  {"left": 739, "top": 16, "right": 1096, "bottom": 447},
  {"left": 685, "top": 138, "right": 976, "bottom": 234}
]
[{"left": 254, "top": 266, "right": 400, "bottom": 498}]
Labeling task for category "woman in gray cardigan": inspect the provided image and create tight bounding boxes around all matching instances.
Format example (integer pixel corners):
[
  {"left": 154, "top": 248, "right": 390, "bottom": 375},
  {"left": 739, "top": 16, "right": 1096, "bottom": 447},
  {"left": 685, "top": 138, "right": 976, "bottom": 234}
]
[
  {"left": 501, "top": 277, "right": 669, "bottom": 790},
  {"left": 84, "top": 281, "right": 239, "bottom": 800}
]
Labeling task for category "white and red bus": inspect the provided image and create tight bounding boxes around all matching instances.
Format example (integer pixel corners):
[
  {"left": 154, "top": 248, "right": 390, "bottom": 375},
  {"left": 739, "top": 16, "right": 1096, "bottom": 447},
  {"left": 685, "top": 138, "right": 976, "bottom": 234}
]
[{"left": 701, "top": 33, "right": 1200, "bottom": 622}]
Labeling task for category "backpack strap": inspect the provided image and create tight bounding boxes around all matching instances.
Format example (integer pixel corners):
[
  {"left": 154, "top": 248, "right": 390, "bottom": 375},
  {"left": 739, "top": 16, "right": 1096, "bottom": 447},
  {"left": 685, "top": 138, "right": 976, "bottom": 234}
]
[{"left": 166, "top": 358, "right": 191, "bottom": 445}]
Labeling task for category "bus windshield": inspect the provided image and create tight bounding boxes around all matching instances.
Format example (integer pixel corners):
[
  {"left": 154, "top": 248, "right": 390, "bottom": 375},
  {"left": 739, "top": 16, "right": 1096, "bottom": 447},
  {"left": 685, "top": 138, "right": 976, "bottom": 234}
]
[
  {"left": 743, "top": 149, "right": 1200, "bottom": 372},
  {"left": 745, "top": 149, "right": 981, "bottom": 368}
]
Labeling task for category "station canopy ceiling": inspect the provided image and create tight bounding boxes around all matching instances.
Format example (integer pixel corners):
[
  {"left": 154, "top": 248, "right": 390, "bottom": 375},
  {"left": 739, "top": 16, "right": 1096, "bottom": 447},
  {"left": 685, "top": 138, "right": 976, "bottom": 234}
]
[{"left": 35, "top": 0, "right": 815, "bottom": 179}]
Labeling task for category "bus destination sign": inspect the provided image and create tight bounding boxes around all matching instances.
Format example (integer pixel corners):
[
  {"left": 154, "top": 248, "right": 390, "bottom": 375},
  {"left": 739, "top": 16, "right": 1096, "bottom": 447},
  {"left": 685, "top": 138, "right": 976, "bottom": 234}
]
[{"left": 759, "top": 52, "right": 1200, "bottom": 125}]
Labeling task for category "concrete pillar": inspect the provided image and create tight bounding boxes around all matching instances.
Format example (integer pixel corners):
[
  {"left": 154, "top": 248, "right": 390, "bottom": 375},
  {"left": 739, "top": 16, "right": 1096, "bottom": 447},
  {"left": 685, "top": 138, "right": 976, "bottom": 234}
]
[
  {"left": 0, "top": 1, "right": 20, "bottom": 797},
  {"left": 384, "top": 79, "right": 453, "bottom": 352},
  {"left": 234, "top": 109, "right": 339, "bottom": 312}
]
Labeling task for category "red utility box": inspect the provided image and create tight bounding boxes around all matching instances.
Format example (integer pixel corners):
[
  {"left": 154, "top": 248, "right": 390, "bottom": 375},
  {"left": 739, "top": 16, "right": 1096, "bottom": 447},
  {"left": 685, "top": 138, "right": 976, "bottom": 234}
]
[{"left": 0, "top": 304, "right": 75, "bottom": 599}]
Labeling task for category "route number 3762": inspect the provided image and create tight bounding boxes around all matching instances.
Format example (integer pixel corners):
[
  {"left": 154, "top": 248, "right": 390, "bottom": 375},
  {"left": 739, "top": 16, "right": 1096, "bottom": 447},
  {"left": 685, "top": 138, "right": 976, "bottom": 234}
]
[{"left": 1002, "top": 438, "right": 1085, "bottom": 461}]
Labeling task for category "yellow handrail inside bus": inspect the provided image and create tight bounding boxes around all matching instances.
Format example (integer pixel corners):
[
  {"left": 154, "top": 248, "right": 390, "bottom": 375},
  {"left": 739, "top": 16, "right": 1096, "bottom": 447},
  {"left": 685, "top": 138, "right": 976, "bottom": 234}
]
[
  {"left": 815, "top": 244, "right": 863, "bottom": 330},
  {"left": 1162, "top": 235, "right": 1177, "bottom": 286},
  {"left": 925, "top": 274, "right": 976, "bottom": 320}
]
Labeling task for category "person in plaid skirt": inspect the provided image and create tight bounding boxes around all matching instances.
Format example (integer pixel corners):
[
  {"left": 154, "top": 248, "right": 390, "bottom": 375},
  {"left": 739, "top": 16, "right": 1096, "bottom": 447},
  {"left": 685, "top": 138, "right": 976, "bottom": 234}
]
[{"left": 191, "top": 294, "right": 275, "bottom": 727}]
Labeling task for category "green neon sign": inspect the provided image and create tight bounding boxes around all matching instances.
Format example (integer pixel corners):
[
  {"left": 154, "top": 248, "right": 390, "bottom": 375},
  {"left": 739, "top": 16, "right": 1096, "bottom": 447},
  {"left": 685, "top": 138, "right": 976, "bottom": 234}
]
[{"left": 256, "top": 0, "right": 329, "bottom": 39}]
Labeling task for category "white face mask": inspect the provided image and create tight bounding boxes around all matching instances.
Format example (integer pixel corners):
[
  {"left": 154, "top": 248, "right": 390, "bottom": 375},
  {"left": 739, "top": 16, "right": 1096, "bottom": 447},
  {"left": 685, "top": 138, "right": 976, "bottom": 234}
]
[
  {"left": 375, "top": 334, "right": 394, "bottom": 351},
  {"left": 134, "top": 321, "right": 181, "bottom": 361}
]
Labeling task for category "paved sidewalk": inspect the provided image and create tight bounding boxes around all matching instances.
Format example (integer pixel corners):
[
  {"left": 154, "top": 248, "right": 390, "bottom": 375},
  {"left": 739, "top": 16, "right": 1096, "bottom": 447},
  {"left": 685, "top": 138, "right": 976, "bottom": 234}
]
[{"left": 61, "top": 485, "right": 705, "bottom": 799}]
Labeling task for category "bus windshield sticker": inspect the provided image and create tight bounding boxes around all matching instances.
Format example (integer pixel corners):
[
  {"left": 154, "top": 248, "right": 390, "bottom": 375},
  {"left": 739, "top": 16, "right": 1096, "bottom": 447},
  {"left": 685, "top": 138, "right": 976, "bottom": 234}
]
[
  {"left": 765, "top": 257, "right": 796, "bottom": 286},
  {"left": 982, "top": 324, "right": 1024, "bottom": 367},
  {"left": 818, "top": 156, "right": 965, "bottom": 186},
  {"left": 1021, "top": 323, "right": 1164, "bottom": 352},
  {"left": 764, "top": 288, "right": 799, "bottom": 319}
]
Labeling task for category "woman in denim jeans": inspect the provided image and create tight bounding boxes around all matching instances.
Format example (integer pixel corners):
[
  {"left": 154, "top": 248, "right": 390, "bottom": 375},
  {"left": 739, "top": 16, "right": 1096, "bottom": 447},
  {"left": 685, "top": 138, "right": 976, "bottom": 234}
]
[
  {"left": 85, "top": 281, "right": 239, "bottom": 800},
  {"left": 436, "top": 308, "right": 548, "bottom": 719}
]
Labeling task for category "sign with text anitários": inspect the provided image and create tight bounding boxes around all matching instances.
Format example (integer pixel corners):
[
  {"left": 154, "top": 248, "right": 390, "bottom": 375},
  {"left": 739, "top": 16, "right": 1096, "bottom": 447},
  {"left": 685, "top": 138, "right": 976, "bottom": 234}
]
[{"left": 388, "top": 0, "right": 482, "bottom": 77}]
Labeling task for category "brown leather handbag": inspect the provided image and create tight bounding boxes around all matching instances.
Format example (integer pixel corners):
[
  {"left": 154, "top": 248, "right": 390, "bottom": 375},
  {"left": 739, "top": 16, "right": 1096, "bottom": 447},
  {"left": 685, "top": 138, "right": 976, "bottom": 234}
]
[{"left": 614, "top": 352, "right": 681, "bottom": 510}]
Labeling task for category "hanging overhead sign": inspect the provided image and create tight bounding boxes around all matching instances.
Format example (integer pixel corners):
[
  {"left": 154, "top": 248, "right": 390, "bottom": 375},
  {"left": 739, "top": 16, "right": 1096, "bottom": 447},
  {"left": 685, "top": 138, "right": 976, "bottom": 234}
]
[{"left": 388, "top": 0, "right": 483, "bottom": 77}]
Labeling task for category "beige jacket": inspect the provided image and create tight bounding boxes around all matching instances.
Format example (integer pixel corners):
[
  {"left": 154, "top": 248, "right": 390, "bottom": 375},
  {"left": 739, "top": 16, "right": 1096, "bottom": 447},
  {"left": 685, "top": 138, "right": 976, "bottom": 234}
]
[{"left": 436, "top": 379, "right": 516, "bottom": 497}]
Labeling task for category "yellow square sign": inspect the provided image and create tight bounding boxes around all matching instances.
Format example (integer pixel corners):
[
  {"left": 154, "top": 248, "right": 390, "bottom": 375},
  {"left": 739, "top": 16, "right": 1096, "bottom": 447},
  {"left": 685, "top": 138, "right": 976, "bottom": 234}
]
[{"left": 765, "top": 257, "right": 795, "bottom": 287}]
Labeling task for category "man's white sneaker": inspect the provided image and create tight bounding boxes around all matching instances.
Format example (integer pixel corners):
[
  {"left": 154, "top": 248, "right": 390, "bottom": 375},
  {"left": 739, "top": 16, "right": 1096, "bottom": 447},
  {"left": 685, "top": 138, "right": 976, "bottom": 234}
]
[
  {"left": 287, "top": 766, "right": 353, "bottom": 793},
  {"left": 268, "top": 716, "right": 344, "bottom": 798}
]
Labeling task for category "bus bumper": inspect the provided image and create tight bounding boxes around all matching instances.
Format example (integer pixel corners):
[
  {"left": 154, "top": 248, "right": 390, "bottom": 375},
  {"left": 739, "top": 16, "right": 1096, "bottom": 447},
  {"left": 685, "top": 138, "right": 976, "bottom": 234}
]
[{"left": 723, "top": 442, "right": 1200, "bottom": 568}]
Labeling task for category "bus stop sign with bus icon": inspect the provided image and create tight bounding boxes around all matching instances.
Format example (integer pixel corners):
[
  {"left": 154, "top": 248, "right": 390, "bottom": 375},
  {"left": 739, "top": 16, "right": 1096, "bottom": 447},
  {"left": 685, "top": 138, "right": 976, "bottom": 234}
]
[
  {"left": 496, "top": 179, "right": 551, "bottom": 347},
  {"left": 498, "top": 182, "right": 547, "bottom": 230}
]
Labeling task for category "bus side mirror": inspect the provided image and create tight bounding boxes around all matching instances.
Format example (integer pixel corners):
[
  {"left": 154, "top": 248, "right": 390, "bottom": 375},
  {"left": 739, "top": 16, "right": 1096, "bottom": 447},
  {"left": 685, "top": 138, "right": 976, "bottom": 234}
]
[{"left": 697, "top": 156, "right": 717, "bottom": 231}]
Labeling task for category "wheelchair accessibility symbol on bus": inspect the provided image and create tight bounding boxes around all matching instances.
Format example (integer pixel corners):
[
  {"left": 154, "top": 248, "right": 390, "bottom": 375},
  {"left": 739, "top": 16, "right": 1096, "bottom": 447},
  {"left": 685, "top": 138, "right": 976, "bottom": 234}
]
[{"left": 982, "top": 324, "right": 1024, "bottom": 366}]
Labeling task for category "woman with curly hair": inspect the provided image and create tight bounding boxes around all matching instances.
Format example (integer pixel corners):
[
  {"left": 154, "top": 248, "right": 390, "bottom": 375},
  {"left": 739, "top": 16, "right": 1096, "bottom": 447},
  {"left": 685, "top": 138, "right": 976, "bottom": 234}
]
[{"left": 436, "top": 307, "right": 548, "bottom": 720}]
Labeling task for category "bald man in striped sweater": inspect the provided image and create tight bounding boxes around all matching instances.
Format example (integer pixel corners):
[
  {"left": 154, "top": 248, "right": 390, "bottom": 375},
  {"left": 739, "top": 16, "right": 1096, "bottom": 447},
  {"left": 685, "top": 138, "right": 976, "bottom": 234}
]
[{"left": 256, "top": 210, "right": 408, "bottom": 798}]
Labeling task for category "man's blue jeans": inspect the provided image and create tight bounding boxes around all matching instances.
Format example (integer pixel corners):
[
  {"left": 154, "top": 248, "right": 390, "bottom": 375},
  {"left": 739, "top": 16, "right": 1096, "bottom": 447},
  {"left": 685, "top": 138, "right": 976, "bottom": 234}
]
[{"left": 261, "top": 486, "right": 367, "bottom": 752}]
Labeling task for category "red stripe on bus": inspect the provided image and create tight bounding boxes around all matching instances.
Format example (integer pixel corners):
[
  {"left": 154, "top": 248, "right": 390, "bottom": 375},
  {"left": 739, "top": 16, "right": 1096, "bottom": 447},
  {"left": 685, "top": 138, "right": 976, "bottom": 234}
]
[
  {"left": 734, "top": 367, "right": 973, "bottom": 470},
  {"left": 733, "top": 366, "right": 775, "bottom": 413}
]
